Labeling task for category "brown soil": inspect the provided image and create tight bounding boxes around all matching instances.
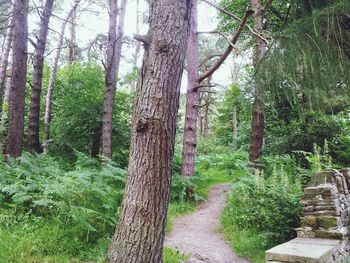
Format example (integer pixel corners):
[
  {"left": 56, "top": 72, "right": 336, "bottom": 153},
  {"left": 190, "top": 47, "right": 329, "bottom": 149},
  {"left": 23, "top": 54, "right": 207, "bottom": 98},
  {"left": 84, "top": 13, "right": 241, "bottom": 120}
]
[{"left": 165, "top": 184, "right": 250, "bottom": 263}]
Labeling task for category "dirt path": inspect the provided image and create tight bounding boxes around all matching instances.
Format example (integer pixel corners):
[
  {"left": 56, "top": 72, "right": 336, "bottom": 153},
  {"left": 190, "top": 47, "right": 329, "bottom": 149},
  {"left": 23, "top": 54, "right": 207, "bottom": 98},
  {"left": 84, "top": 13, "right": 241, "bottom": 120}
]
[{"left": 165, "top": 184, "right": 250, "bottom": 263}]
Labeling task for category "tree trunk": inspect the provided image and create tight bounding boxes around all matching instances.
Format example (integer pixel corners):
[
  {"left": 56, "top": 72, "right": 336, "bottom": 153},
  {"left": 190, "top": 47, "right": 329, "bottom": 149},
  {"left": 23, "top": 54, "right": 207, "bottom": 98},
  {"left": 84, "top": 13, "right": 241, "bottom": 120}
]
[
  {"left": 203, "top": 96, "right": 209, "bottom": 137},
  {"left": 181, "top": 0, "right": 199, "bottom": 177},
  {"left": 43, "top": 1, "right": 80, "bottom": 153},
  {"left": 90, "top": 126, "right": 101, "bottom": 158},
  {"left": 107, "top": 0, "right": 191, "bottom": 261},
  {"left": 67, "top": 8, "right": 76, "bottom": 64},
  {"left": 6, "top": 0, "right": 28, "bottom": 158},
  {"left": 130, "top": 0, "right": 140, "bottom": 93},
  {"left": 0, "top": 14, "right": 14, "bottom": 104},
  {"left": 0, "top": 74, "right": 12, "bottom": 154},
  {"left": 28, "top": 0, "right": 54, "bottom": 154},
  {"left": 232, "top": 106, "right": 238, "bottom": 139},
  {"left": 101, "top": 0, "right": 127, "bottom": 159},
  {"left": 248, "top": 0, "right": 268, "bottom": 163}
]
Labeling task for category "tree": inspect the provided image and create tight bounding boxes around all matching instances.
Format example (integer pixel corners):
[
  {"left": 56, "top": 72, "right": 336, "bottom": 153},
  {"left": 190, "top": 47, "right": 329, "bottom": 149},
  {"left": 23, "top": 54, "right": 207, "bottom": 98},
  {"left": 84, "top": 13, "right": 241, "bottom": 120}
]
[
  {"left": 248, "top": 0, "right": 271, "bottom": 163},
  {"left": 43, "top": 0, "right": 81, "bottom": 153},
  {"left": 28, "top": 0, "right": 54, "bottom": 153},
  {"left": 67, "top": 7, "right": 77, "bottom": 64},
  {"left": 181, "top": 4, "right": 252, "bottom": 176},
  {"left": 107, "top": 0, "right": 191, "bottom": 261},
  {"left": 181, "top": 0, "right": 199, "bottom": 177},
  {"left": 102, "top": 0, "right": 127, "bottom": 159},
  {"left": 0, "top": 11, "right": 14, "bottom": 103},
  {"left": 6, "top": 0, "right": 28, "bottom": 157}
]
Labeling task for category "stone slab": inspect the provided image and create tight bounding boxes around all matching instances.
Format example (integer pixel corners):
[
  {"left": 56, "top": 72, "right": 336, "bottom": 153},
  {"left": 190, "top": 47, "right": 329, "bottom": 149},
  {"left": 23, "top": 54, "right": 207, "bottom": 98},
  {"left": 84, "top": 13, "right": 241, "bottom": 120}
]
[{"left": 266, "top": 238, "right": 340, "bottom": 263}]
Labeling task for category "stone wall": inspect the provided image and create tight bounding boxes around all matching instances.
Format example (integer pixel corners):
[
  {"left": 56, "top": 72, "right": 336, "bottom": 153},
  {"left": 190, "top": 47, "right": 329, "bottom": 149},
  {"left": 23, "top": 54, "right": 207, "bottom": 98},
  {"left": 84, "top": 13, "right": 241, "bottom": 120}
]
[{"left": 266, "top": 169, "right": 350, "bottom": 263}]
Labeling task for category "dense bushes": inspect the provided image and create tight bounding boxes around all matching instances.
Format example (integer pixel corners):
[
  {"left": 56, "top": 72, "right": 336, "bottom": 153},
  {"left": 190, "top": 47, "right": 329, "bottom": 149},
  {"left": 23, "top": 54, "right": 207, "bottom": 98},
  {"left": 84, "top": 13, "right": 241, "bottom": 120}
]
[
  {"left": 51, "top": 63, "right": 132, "bottom": 166},
  {"left": 223, "top": 167, "right": 303, "bottom": 248},
  {"left": 0, "top": 152, "right": 126, "bottom": 261}
]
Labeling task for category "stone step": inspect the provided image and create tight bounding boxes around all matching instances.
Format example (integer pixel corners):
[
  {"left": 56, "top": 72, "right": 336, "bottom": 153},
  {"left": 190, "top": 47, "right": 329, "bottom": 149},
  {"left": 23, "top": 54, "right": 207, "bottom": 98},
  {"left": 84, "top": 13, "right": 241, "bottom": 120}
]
[{"left": 266, "top": 238, "right": 341, "bottom": 263}]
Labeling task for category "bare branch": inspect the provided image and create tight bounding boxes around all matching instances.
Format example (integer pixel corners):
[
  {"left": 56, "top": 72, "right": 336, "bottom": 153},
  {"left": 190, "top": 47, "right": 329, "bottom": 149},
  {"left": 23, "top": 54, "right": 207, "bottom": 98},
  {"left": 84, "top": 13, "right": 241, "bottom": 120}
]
[
  {"left": 198, "top": 9, "right": 253, "bottom": 83},
  {"left": 197, "top": 30, "right": 239, "bottom": 52},
  {"left": 134, "top": 34, "right": 150, "bottom": 48},
  {"left": 200, "top": 0, "right": 269, "bottom": 44},
  {"left": 28, "top": 37, "right": 37, "bottom": 48},
  {"left": 261, "top": 0, "right": 273, "bottom": 15}
]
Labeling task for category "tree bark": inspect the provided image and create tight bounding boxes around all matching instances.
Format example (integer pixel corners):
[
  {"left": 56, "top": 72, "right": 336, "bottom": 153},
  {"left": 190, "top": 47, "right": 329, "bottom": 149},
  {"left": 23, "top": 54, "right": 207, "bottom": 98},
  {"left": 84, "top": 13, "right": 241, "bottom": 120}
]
[
  {"left": 90, "top": 126, "right": 101, "bottom": 158},
  {"left": 43, "top": 1, "right": 80, "bottom": 153},
  {"left": 107, "top": 0, "right": 191, "bottom": 261},
  {"left": 248, "top": 0, "right": 268, "bottom": 163},
  {"left": 0, "top": 15, "right": 14, "bottom": 104},
  {"left": 232, "top": 106, "right": 238, "bottom": 139},
  {"left": 67, "top": 8, "right": 76, "bottom": 64},
  {"left": 101, "top": 0, "right": 127, "bottom": 159},
  {"left": 181, "top": 0, "right": 199, "bottom": 177},
  {"left": 130, "top": 0, "right": 140, "bottom": 93},
  {"left": 28, "top": 0, "right": 54, "bottom": 154},
  {"left": 6, "top": 0, "right": 28, "bottom": 158},
  {"left": 0, "top": 74, "right": 12, "bottom": 154}
]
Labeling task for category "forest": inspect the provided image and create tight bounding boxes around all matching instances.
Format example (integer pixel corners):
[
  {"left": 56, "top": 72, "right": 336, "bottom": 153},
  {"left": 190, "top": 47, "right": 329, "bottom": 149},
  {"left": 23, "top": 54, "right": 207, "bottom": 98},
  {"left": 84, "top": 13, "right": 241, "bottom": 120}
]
[{"left": 0, "top": 0, "right": 349, "bottom": 262}]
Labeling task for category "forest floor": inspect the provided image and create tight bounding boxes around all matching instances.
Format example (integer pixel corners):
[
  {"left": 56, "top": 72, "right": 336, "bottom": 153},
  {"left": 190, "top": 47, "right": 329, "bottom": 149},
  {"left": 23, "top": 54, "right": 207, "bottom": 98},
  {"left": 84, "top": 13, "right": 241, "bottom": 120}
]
[{"left": 165, "top": 184, "right": 250, "bottom": 263}]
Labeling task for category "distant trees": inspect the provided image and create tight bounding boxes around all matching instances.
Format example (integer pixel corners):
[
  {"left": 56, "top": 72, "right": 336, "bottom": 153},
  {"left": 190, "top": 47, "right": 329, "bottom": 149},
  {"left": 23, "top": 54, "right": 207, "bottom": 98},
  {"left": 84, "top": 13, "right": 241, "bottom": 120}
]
[
  {"left": 43, "top": 1, "right": 81, "bottom": 153},
  {"left": 28, "top": 0, "right": 54, "bottom": 153},
  {"left": 248, "top": 0, "right": 271, "bottom": 163},
  {"left": 0, "top": 13, "right": 13, "bottom": 103},
  {"left": 181, "top": 1, "right": 252, "bottom": 176},
  {"left": 107, "top": 0, "right": 191, "bottom": 261},
  {"left": 102, "top": 0, "right": 127, "bottom": 159}
]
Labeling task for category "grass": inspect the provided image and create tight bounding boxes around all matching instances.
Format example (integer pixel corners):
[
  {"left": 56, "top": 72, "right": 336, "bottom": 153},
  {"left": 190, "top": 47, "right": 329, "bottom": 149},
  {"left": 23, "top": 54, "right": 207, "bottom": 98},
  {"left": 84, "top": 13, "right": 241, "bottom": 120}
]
[
  {"left": 163, "top": 247, "right": 189, "bottom": 263},
  {"left": 221, "top": 218, "right": 266, "bottom": 263},
  {"left": 0, "top": 218, "right": 110, "bottom": 262},
  {"left": 0, "top": 150, "right": 248, "bottom": 263}
]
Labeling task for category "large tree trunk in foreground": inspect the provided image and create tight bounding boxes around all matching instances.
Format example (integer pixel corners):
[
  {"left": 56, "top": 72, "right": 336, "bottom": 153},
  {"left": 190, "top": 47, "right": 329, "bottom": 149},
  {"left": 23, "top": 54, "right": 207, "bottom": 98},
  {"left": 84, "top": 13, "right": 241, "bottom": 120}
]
[
  {"left": 6, "top": 0, "right": 28, "bottom": 158},
  {"left": 0, "top": 15, "right": 14, "bottom": 103},
  {"left": 28, "top": 0, "right": 54, "bottom": 153},
  {"left": 101, "top": 0, "right": 127, "bottom": 159},
  {"left": 108, "top": 0, "right": 191, "bottom": 261},
  {"left": 181, "top": 0, "right": 199, "bottom": 177},
  {"left": 248, "top": 0, "right": 268, "bottom": 163},
  {"left": 43, "top": 1, "right": 80, "bottom": 153}
]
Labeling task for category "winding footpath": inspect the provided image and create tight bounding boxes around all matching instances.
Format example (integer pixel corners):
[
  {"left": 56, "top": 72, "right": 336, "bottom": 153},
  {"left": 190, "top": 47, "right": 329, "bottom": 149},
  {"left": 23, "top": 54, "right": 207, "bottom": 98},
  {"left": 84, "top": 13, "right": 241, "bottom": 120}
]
[{"left": 165, "top": 184, "right": 250, "bottom": 263}]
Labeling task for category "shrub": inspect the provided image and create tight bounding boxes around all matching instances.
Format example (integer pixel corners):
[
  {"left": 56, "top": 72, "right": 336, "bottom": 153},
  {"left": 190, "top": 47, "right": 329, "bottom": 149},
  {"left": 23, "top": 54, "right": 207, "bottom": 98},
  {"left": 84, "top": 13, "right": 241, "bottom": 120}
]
[
  {"left": 0, "top": 152, "right": 126, "bottom": 246},
  {"left": 224, "top": 166, "right": 303, "bottom": 247}
]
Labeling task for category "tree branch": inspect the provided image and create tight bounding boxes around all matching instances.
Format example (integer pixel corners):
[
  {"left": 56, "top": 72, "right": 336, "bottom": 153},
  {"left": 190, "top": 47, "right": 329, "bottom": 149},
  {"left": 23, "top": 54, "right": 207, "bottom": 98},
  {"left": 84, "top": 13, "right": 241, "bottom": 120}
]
[
  {"left": 200, "top": 0, "right": 269, "bottom": 44},
  {"left": 261, "top": 0, "right": 273, "bottom": 15},
  {"left": 198, "top": 9, "right": 253, "bottom": 83}
]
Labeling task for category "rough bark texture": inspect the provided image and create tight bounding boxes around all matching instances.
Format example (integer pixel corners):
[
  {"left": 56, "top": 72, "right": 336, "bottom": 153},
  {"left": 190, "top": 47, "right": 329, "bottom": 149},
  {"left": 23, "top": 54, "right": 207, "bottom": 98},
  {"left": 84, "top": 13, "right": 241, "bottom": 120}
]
[
  {"left": 248, "top": 0, "right": 268, "bottom": 163},
  {"left": 107, "top": 0, "right": 191, "bottom": 261},
  {"left": 101, "top": 0, "right": 127, "bottom": 159},
  {"left": 28, "top": 0, "right": 54, "bottom": 153},
  {"left": 43, "top": 2, "right": 80, "bottom": 153},
  {"left": 0, "top": 15, "right": 14, "bottom": 103},
  {"left": 6, "top": 0, "right": 28, "bottom": 158},
  {"left": 181, "top": 0, "right": 199, "bottom": 177}
]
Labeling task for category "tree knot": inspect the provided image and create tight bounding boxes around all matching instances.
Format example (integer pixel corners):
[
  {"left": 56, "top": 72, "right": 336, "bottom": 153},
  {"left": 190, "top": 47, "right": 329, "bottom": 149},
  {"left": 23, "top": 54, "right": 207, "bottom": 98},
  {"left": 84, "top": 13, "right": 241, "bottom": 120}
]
[{"left": 136, "top": 117, "right": 149, "bottom": 133}]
